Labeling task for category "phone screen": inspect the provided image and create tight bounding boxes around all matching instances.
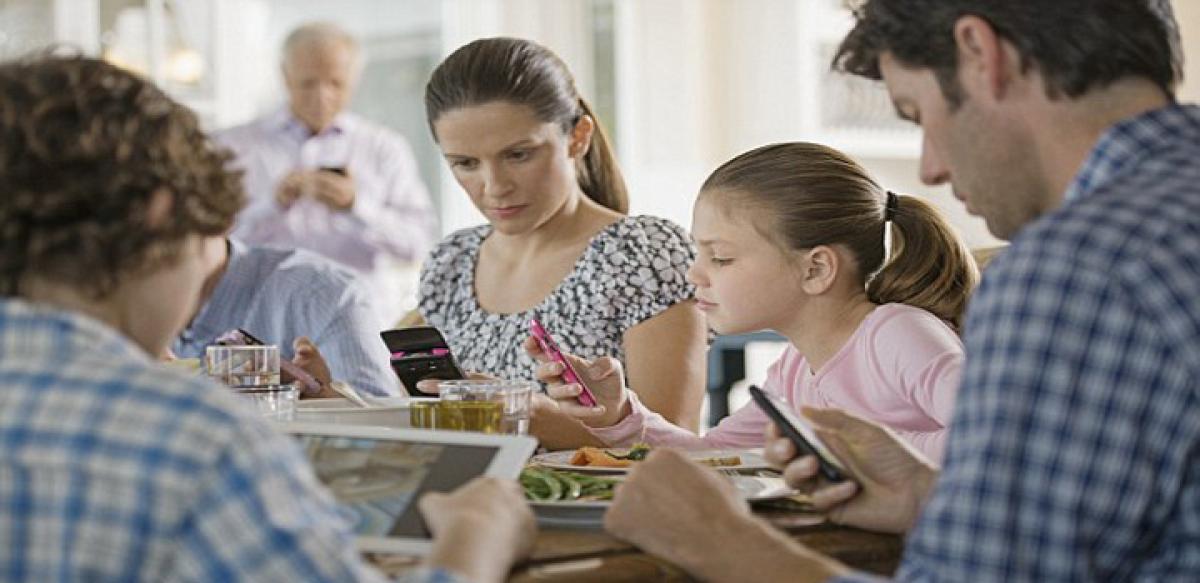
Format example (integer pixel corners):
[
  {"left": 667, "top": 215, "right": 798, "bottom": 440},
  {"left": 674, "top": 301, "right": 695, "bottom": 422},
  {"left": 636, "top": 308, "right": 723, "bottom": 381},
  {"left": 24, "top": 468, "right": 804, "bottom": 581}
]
[{"left": 749, "top": 385, "right": 846, "bottom": 482}]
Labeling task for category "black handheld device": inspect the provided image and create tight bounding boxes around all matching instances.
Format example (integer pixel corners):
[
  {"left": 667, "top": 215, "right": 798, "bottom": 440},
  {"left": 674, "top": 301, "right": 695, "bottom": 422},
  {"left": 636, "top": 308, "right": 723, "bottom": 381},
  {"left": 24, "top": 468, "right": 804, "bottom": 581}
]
[
  {"left": 380, "top": 327, "right": 465, "bottom": 396},
  {"left": 749, "top": 385, "right": 848, "bottom": 482}
]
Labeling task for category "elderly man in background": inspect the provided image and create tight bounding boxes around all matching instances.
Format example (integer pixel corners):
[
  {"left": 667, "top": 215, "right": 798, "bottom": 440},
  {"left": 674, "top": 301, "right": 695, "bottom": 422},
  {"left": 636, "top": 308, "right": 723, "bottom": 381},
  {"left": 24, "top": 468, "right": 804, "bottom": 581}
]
[{"left": 219, "top": 21, "right": 435, "bottom": 326}]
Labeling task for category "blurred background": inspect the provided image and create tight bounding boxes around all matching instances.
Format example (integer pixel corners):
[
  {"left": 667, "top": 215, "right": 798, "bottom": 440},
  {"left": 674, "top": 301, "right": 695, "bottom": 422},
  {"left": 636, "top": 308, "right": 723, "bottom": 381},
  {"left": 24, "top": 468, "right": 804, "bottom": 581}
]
[
  {"left": 5, "top": 0, "right": 1196, "bottom": 426},
  {"left": 12, "top": 0, "right": 1196, "bottom": 250}
]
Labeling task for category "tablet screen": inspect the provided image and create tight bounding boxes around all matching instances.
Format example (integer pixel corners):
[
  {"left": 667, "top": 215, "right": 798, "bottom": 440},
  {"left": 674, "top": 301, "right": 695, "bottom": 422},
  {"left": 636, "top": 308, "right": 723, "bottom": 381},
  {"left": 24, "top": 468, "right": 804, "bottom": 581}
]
[{"left": 298, "top": 435, "right": 500, "bottom": 538}]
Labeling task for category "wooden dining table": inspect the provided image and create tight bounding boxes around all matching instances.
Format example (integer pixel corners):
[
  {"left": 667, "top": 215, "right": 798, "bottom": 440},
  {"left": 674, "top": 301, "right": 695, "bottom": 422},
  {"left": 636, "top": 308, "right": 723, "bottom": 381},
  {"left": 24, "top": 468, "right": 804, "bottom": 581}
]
[
  {"left": 509, "top": 520, "right": 903, "bottom": 581},
  {"left": 372, "top": 512, "right": 903, "bottom": 581}
]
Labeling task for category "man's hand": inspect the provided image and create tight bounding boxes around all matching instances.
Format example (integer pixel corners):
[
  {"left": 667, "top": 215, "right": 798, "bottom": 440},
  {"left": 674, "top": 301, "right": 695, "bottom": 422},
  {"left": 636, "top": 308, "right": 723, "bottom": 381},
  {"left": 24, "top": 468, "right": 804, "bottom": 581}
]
[
  {"left": 275, "top": 171, "right": 307, "bottom": 208},
  {"left": 605, "top": 449, "right": 752, "bottom": 570},
  {"left": 764, "top": 407, "right": 940, "bottom": 534},
  {"left": 290, "top": 336, "right": 338, "bottom": 399},
  {"left": 524, "top": 336, "right": 630, "bottom": 428},
  {"left": 420, "top": 477, "right": 537, "bottom": 583},
  {"left": 605, "top": 449, "right": 848, "bottom": 582},
  {"left": 309, "top": 168, "right": 355, "bottom": 210}
]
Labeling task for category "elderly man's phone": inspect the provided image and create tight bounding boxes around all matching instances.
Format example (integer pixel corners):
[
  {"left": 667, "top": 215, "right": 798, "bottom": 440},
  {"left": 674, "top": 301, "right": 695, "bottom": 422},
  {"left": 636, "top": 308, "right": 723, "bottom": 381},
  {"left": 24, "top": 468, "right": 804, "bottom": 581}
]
[
  {"left": 214, "top": 328, "right": 323, "bottom": 395},
  {"left": 380, "top": 327, "right": 465, "bottom": 396},
  {"left": 749, "top": 385, "right": 847, "bottom": 482},
  {"left": 528, "top": 319, "right": 598, "bottom": 407}
]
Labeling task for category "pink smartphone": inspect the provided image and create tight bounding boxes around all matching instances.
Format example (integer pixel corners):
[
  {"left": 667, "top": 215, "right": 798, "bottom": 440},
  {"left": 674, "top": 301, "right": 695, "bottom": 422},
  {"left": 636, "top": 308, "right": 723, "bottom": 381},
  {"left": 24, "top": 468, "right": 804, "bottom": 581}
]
[{"left": 528, "top": 319, "right": 598, "bottom": 407}]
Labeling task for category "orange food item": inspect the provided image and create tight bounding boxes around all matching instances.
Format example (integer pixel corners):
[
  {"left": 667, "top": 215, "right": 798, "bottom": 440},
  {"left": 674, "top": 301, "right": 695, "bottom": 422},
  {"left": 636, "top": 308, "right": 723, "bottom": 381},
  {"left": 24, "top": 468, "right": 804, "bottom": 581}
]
[{"left": 569, "top": 447, "right": 634, "bottom": 468}]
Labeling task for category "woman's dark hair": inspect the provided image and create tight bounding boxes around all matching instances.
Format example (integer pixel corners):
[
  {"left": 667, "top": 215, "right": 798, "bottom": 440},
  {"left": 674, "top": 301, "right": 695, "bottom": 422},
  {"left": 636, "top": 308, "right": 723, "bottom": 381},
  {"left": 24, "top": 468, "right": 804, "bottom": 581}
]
[
  {"left": 425, "top": 37, "right": 628, "bottom": 213},
  {"left": 701, "top": 142, "right": 979, "bottom": 330},
  {"left": 834, "top": 0, "right": 1183, "bottom": 107},
  {"left": 0, "top": 54, "right": 244, "bottom": 298}
]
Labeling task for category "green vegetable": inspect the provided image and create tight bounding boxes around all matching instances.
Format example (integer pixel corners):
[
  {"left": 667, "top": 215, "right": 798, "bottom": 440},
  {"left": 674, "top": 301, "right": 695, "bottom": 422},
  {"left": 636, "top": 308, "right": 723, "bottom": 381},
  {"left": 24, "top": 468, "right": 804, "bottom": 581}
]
[
  {"left": 521, "top": 467, "right": 621, "bottom": 502},
  {"left": 608, "top": 443, "right": 651, "bottom": 461}
]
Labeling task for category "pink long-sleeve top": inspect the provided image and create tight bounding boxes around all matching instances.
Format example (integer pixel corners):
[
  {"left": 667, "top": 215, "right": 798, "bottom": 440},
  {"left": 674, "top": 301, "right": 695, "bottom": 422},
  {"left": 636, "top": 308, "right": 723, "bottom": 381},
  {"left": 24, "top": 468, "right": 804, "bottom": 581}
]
[{"left": 591, "top": 303, "right": 963, "bottom": 462}]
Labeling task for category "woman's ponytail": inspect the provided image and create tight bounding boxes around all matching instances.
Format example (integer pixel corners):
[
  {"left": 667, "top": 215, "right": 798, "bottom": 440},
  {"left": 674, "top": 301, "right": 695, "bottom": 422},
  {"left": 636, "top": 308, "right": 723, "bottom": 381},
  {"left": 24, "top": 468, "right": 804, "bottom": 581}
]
[{"left": 575, "top": 98, "right": 628, "bottom": 213}]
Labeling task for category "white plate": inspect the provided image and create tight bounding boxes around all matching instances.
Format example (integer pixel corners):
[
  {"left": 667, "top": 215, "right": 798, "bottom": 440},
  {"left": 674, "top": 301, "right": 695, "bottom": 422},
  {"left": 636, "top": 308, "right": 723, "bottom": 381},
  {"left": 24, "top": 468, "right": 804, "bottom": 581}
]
[
  {"left": 294, "top": 397, "right": 437, "bottom": 428},
  {"left": 529, "top": 448, "right": 772, "bottom": 473},
  {"left": 527, "top": 474, "right": 801, "bottom": 529}
]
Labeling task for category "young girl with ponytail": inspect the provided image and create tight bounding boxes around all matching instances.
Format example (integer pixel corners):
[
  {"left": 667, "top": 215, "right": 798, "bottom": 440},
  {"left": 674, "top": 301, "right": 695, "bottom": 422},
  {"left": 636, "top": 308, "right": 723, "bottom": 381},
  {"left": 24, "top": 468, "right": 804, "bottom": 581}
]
[
  {"left": 420, "top": 37, "right": 708, "bottom": 433},
  {"left": 533, "top": 142, "right": 978, "bottom": 461}
]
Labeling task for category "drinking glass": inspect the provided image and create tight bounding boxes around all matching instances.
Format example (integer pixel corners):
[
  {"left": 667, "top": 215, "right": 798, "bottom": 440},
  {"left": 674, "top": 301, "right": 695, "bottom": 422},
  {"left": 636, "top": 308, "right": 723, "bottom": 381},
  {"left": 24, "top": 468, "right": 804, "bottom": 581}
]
[
  {"left": 205, "top": 345, "right": 281, "bottom": 387},
  {"left": 410, "top": 380, "right": 533, "bottom": 435},
  {"left": 205, "top": 344, "right": 295, "bottom": 420}
]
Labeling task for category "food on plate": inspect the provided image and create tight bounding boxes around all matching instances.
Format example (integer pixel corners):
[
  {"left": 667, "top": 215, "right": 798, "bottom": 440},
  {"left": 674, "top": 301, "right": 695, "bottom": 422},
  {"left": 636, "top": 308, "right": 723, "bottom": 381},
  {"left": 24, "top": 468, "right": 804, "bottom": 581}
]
[
  {"left": 521, "top": 467, "right": 620, "bottom": 502},
  {"left": 695, "top": 455, "right": 743, "bottom": 468},
  {"left": 568, "top": 445, "right": 643, "bottom": 468},
  {"left": 567, "top": 443, "right": 742, "bottom": 468}
]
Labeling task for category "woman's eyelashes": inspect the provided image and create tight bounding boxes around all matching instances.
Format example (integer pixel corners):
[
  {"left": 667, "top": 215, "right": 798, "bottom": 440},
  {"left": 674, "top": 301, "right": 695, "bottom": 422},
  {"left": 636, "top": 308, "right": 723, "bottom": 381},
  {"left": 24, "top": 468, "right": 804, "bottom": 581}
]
[
  {"left": 447, "top": 147, "right": 534, "bottom": 170},
  {"left": 505, "top": 148, "right": 533, "bottom": 162},
  {"left": 710, "top": 257, "right": 734, "bottom": 267}
]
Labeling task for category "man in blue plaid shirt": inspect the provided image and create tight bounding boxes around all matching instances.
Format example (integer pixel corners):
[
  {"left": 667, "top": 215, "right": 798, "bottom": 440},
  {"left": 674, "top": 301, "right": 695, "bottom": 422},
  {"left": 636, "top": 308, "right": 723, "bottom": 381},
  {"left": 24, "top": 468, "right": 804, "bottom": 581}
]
[
  {"left": 602, "top": 1, "right": 1199, "bottom": 581},
  {"left": 0, "top": 55, "right": 534, "bottom": 582}
]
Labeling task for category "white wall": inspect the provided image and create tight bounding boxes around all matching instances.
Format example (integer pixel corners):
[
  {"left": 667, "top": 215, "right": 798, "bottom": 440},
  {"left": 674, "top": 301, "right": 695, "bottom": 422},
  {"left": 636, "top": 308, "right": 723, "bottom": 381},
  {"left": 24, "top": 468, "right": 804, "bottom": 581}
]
[{"left": 614, "top": 0, "right": 999, "bottom": 248}]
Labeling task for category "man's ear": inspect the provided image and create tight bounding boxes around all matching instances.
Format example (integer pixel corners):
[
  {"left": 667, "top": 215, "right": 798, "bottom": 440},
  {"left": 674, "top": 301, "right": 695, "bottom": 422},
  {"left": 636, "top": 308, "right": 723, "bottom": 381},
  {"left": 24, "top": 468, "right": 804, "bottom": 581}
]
[
  {"left": 799, "top": 246, "right": 839, "bottom": 295},
  {"left": 953, "top": 15, "right": 1021, "bottom": 103},
  {"left": 568, "top": 114, "right": 595, "bottom": 158}
]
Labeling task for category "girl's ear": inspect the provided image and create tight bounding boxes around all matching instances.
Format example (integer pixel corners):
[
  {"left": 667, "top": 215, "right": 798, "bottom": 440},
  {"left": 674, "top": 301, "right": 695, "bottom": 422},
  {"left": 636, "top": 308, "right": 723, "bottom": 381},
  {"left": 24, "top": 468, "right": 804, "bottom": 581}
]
[
  {"left": 799, "top": 245, "right": 839, "bottom": 294},
  {"left": 568, "top": 115, "right": 595, "bottom": 158}
]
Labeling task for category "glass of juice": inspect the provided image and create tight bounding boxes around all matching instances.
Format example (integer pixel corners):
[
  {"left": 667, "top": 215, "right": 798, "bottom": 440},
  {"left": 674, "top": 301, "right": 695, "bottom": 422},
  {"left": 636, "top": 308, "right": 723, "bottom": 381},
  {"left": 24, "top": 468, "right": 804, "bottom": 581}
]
[{"left": 433, "top": 379, "right": 533, "bottom": 435}]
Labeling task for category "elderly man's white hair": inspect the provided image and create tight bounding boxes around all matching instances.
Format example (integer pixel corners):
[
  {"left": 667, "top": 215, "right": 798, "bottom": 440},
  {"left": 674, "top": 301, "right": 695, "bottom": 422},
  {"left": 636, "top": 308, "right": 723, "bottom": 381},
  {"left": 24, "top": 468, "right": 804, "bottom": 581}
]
[{"left": 282, "top": 22, "right": 363, "bottom": 71}]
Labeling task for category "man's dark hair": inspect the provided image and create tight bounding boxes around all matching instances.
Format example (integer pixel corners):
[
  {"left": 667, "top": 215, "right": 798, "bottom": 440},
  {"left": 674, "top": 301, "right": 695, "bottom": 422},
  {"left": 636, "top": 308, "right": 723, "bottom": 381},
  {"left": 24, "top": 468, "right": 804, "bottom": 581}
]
[
  {"left": 0, "top": 54, "right": 244, "bottom": 298},
  {"left": 834, "top": 0, "right": 1183, "bottom": 107}
]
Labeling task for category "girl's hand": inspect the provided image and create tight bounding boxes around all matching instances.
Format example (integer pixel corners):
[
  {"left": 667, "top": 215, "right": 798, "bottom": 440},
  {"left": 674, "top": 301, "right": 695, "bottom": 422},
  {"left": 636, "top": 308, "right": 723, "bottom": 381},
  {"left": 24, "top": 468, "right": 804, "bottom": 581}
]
[{"left": 523, "top": 336, "right": 630, "bottom": 428}]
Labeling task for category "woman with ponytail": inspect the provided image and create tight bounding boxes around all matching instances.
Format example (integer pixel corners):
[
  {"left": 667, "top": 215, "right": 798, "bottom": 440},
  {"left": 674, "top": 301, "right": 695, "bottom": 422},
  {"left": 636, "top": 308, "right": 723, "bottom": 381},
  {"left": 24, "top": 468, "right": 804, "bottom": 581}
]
[
  {"left": 419, "top": 37, "right": 707, "bottom": 434},
  {"left": 534, "top": 142, "right": 977, "bottom": 462}
]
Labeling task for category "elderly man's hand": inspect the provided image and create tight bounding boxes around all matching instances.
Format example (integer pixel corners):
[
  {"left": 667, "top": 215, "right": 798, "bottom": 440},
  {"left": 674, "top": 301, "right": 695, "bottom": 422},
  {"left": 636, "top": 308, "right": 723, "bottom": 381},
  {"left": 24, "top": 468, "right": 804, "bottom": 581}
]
[
  {"left": 275, "top": 171, "right": 307, "bottom": 208},
  {"left": 420, "top": 477, "right": 537, "bottom": 583},
  {"left": 309, "top": 168, "right": 356, "bottom": 210},
  {"left": 764, "top": 407, "right": 940, "bottom": 534}
]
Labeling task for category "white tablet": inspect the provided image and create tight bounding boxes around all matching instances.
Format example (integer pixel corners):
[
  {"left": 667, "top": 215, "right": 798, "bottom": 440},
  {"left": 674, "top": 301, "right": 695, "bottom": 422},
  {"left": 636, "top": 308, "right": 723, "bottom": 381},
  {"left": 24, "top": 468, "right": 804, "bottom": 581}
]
[{"left": 280, "top": 422, "right": 537, "bottom": 554}]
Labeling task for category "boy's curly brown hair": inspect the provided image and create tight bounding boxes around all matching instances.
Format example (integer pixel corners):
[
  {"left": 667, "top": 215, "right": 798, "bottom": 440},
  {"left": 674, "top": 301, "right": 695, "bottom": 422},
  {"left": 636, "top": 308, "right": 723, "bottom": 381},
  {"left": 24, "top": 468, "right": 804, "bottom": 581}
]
[{"left": 0, "top": 54, "right": 245, "bottom": 298}]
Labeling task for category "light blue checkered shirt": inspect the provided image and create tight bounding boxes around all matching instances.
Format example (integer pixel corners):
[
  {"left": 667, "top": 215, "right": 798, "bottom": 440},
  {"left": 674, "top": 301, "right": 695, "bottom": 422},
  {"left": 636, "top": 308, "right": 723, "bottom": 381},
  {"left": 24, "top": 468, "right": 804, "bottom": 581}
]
[
  {"left": 838, "top": 104, "right": 1200, "bottom": 581},
  {"left": 173, "top": 239, "right": 400, "bottom": 397},
  {"left": 0, "top": 299, "right": 461, "bottom": 582}
]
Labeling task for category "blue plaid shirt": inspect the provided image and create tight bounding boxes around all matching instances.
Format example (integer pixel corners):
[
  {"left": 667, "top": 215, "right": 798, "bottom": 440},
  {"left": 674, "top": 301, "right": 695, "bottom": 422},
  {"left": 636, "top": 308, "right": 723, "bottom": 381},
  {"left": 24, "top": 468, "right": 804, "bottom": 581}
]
[
  {"left": 0, "top": 299, "right": 463, "bottom": 582},
  {"left": 839, "top": 104, "right": 1200, "bottom": 581}
]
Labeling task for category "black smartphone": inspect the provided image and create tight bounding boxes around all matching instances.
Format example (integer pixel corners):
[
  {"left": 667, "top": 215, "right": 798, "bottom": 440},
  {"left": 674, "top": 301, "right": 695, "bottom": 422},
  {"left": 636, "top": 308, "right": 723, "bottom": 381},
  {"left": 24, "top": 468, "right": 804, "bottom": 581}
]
[
  {"left": 380, "top": 327, "right": 465, "bottom": 396},
  {"left": 749, "top": 385, "right": 848, "bottom": 482},
  {"left": 319, "top": 166, "right": 347, "bottom": 176}
]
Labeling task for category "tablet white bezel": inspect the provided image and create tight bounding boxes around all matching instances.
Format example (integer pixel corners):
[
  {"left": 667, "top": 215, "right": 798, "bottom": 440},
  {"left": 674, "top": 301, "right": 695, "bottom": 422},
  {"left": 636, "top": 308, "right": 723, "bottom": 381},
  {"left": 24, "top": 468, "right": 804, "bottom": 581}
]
[{"left": 278, "top": 421, "right": 537, "bottom": 554}]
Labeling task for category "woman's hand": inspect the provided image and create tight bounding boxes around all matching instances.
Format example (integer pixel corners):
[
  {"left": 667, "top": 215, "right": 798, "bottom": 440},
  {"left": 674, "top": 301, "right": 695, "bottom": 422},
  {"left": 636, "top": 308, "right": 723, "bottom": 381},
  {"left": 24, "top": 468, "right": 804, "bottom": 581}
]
[
  {"left": 524, "top": 336, "right": 630, "bottom": 428},
  {"left": 415, "top": 371, "right": 496, "bottom": 395},
  {"left": 763, "top": 407, "right": 939, "bottom": 534}
]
